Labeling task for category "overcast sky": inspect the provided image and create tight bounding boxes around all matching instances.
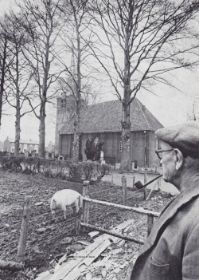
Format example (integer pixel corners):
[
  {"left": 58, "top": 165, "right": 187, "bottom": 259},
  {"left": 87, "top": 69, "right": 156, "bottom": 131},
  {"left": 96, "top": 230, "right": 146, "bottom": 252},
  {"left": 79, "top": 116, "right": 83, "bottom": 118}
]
[{"left": 0, "top": 0, "right": 199, "bottom": 145}]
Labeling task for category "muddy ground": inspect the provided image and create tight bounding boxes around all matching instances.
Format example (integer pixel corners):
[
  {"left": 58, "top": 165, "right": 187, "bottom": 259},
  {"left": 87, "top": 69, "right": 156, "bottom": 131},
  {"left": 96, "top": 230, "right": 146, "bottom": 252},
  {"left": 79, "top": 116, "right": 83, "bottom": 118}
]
[{"left": 0, "top": 170, "right": 172, "bottom": 280}]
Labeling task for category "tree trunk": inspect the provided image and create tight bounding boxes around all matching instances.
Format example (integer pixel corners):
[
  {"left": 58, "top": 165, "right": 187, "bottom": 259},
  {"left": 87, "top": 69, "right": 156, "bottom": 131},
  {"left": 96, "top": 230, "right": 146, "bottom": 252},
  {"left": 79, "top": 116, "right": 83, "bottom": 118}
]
[
  {"left": 15, "top": 108, "right": 21, "bottom": 156},
  {"left": 39, "top": 44, "right": 49, "bottom": 159},
  {"left": 38, "top": 34, "right": 50, "bottom": 159},
  {"left": 0, "top": 37, "right": 8, "bottom": 126},
  {"left": 120, "top": 102, "right": 131, "bottom": 171},
  {"left": 15, "top": 50, "right": 21, "bottom": 156},
  {"left": 72, "top": 125, "right": 80, "bottom": 162},
  {"left": 39, "top": 105, "right": 46, "bottom": 158},
  {"left": 72, "top": 25, "right": 81, "bottom": 163},
  {"left": 120, "top": 36, "right": 131, "bottom": 171},
  {"left": 72, "top": 101, "right": 80, "bottom": 163}
]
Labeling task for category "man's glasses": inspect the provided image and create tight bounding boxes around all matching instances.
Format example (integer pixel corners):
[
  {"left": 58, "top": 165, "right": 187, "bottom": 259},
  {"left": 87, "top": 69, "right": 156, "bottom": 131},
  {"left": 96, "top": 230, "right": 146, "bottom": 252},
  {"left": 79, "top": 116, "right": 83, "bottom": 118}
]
[{"left": 155, "top": 149, "right": 173, "bottom": 160}]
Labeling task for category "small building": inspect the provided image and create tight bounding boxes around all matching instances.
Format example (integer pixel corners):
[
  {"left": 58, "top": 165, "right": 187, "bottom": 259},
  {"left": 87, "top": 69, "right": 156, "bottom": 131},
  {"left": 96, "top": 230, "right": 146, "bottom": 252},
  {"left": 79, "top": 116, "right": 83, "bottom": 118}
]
[
  {"left": 3, "top": 137, "right": 39, "bottom": 155},
  {"left": 55, "top": 96, "right": 163, "bottom": 168}
]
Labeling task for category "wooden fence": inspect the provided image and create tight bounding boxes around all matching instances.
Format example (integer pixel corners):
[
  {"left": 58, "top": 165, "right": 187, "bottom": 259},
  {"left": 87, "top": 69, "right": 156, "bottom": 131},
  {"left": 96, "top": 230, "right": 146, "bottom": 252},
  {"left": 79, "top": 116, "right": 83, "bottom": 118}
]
[
  {"left": 2, "top": 178, "right": 160, "bottom": 271},
  {"left": 80, "top": 181, "right": 159, "bottom": 244}
]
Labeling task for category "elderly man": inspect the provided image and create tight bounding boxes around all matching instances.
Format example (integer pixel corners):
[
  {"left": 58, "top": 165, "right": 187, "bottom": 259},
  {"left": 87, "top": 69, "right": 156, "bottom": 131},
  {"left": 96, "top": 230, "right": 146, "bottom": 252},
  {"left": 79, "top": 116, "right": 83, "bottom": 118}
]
[{"left": 129, "top": 122, "right": 199, "bottom": 280}]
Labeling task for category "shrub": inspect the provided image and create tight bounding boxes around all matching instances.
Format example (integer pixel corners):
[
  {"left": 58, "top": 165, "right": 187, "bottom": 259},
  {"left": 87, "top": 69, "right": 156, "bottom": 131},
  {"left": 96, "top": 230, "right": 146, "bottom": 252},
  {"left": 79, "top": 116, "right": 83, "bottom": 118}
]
[
  {"left": 68, "top": 160, "right": 110, "bottom": 182},
  {"left": 0, "top": 155, "right": 110, "bottom": 182}
]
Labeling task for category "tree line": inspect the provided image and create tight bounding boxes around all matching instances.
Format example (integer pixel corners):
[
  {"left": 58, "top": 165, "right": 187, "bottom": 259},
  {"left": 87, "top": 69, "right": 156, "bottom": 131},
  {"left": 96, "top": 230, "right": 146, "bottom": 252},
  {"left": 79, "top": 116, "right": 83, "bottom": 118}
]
[{"left": 0, "top": 0, "right": 199, "bottom": 170}]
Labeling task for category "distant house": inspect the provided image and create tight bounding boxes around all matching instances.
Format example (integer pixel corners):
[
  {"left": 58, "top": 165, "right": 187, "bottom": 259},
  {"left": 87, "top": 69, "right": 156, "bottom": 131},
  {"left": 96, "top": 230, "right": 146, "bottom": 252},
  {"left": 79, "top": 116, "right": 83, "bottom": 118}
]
[
  {"left": 55, "top": 96, "right": 163, "bottom": 168},
  {"left": 3, "top": 137, "right": 39, "bottom": 154}
]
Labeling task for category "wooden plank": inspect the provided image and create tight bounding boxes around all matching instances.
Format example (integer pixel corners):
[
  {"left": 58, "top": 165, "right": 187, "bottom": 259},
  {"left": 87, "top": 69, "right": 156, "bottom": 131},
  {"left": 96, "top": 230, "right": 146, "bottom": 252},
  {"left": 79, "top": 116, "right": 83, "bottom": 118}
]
[
  {"left": 35, "top": 220, "right": 136, "bottom": 280},
  {"left": 50, "top": 235, "right": 111, "bottom": 280},
  {"left": 64, "top": 239, "right": 111, "bottom": 280},
  {"left": 84, "top": 238, "right": 111, "bottom": 266},
  {"left": 51, "top": 259, "right": 78, "bottom": 280},
  {"left": 35, "top": 239, "right": 106, "bottom": 280},
  {"left": 63, "top": 268, "right": 80, "bottom": 280}
]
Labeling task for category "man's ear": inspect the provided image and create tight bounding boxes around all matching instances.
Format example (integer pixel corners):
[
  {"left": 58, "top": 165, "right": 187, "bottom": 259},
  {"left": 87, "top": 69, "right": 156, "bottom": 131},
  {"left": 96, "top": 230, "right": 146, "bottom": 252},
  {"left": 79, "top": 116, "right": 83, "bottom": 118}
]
[{"left": 174, "top": 149, "right": 184, "bottom": 170}]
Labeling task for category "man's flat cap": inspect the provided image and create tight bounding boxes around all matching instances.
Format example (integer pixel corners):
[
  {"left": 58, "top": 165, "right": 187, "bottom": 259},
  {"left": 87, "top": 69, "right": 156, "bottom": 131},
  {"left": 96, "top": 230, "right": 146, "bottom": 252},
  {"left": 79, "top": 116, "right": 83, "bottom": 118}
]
[{"left": 155, "top": 121, "right": 199, "bottom": 158}]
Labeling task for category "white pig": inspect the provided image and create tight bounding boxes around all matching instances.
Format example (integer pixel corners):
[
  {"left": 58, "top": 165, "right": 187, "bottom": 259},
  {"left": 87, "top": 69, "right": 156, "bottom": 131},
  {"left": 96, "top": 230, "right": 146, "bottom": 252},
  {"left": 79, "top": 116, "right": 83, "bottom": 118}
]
[{"left": 50, "top": 189, "right": 82, "bottom": 220}]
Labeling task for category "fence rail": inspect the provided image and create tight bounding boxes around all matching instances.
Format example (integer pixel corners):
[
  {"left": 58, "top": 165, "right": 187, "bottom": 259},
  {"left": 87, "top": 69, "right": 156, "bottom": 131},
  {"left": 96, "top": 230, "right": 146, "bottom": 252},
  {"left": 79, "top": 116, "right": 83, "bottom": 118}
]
[
  {"left": 80, "top": 222, "right": 144, "bottom": 244},
  {"left": 83, "top": 197, "right": 159, "bottom": 217}
]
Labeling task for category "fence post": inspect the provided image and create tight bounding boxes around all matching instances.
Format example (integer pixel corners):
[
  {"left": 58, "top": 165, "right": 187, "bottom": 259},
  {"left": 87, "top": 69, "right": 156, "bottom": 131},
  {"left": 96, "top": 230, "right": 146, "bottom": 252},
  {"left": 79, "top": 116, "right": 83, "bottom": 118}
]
[
  {"left": 17, "top": 197, "right": 30, "bottom": 262},
  {"left": 82, "top": 180, "right": 90, "bottom": 225},
  {"left": 147, "top": 214, "right": 154, "bottom": 236},
  {"left": 158, "top": 177, "right": 161, "bottom": 191},
  {"left": 75, "top": 214, "right": 81, "bottom": 235},
  {"left": 143, "top": 171, "right": 147, "bottom": 200},
  {"left": 121, "top": 175, "right": 127, "bottom": 205},
  {"left": 132, "top": 176, "right": 135, "bottom": 189}
]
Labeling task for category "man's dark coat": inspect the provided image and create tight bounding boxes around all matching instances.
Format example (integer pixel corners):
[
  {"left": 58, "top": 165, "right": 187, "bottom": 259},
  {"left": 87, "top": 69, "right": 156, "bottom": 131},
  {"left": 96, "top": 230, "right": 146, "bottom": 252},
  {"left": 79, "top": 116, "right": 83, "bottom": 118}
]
[{"left": 130, "top": 177, "right": 199, "bottom": 280}]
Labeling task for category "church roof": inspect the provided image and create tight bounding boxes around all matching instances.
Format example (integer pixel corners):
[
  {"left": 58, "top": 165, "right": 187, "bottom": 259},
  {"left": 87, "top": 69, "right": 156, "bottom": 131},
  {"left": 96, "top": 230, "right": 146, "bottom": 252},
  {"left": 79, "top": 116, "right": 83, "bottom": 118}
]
[{"left": 59, "top": 98, "right": 163, "bottom": 134}]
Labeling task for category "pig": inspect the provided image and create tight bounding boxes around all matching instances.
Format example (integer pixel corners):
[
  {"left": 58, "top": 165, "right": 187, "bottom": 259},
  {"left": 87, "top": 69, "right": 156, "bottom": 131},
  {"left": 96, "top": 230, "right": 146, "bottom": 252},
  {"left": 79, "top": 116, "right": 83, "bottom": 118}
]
[{"left": 50, "top": 189, "right": 82, "bottom": 220}]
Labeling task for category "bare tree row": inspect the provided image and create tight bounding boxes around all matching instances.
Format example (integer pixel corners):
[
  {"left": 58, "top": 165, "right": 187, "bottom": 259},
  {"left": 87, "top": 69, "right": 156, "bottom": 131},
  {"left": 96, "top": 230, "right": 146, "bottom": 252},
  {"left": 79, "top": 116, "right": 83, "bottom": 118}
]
[{"left": 0, "top": 0, "right": 199, "bottom": 169}]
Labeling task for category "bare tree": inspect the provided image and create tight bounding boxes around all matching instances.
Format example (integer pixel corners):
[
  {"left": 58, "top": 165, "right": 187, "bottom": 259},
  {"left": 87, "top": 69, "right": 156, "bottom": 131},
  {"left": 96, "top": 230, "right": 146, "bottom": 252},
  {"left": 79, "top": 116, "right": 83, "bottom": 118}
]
[
  {"left": 89, "top": 0, "right": 199, "bottom": 170},
  {"left": 18, "top": 0, "right": 62, "bottom": 157},
  {"left": 4, "top": 12, "right": 35, "bottom": 156},
  {"left": 56, "top": 0, "right": 93, "bottom": 162},
  {"left": 0, "top": 21, "right": 10, "bottom": 127}
]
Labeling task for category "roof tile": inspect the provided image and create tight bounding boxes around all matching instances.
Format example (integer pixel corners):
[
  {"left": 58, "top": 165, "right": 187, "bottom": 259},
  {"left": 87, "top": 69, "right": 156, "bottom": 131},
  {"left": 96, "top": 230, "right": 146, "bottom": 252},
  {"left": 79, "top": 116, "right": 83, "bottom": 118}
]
[{"left": 59, "top": 98, "right": 163, "bottom": 134}]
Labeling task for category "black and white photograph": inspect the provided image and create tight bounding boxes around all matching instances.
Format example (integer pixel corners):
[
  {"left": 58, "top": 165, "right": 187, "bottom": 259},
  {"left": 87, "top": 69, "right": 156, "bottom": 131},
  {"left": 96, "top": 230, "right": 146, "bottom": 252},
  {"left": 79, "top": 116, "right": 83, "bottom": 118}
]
[{"left": 0, "top": 0, "right": 199, "bottom": 279}]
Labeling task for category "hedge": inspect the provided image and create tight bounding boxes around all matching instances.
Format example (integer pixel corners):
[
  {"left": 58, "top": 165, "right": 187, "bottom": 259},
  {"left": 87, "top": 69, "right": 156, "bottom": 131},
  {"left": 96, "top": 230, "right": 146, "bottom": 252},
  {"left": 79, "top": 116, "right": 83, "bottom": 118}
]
[{"left": 0, "top": 156, "right": 110, "bottom": 182}]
